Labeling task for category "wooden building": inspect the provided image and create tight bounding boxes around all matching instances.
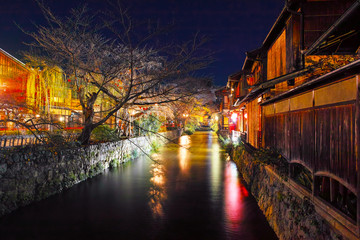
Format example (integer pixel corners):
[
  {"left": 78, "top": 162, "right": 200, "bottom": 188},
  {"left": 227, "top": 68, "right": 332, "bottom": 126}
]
[
  {"left": 0, "top": 48, "right": 30, "bottom": 130},
  {"left": 0, "top": 48, "right": 82, "bottom": 130},
  {"left": 221, "top": 0, "right": 360, "bottom": 237},
  {"left": 215, "top": 87, "right": 231, "bottom": 132}
]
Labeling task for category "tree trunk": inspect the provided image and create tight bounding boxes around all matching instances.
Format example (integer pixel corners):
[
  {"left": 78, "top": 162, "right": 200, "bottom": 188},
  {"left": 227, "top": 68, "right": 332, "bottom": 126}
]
[
  {"left": 77, "top": 123, "right": 93, "bottom": 145},
  {"left": 77, "top": 93, "right": 97, "bottom": 145},
  {"left": 77, "top": 107, "right": 94, "bottom": 145}
]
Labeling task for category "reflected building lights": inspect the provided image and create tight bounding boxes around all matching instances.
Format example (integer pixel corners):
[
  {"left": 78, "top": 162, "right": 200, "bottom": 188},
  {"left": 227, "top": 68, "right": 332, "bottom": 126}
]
[
  {"left": 210, "top": 142, "right": 221, "bottom": 201},
  {"left": 178, "top": 136, "right": 191, "bottom": 173},
  {"left": 224, "top": 161, "right": 245, "bottom": 232},
  {"left": 148, "top": 159, "right": 167, "bottom": 219}
]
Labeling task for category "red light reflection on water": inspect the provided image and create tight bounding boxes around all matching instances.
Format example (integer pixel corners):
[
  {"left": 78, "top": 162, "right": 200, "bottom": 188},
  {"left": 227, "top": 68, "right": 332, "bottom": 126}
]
[{"left": 224, "top": 162, "right": 248, "bottom": 232}]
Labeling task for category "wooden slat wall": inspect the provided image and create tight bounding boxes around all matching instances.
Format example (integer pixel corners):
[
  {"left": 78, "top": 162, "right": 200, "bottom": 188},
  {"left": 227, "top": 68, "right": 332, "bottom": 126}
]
[
  {"left": 248, "top": 100, "right": 261, "bottom": 148},
  {"left": 267, "top": 30, "right": 287, "bottom": 80},
  {"left": 315, "top": 105, "right": 356, "bottom": 187},
  {"left": 264, "top": 104, "right": 356, "bottom": 188}
]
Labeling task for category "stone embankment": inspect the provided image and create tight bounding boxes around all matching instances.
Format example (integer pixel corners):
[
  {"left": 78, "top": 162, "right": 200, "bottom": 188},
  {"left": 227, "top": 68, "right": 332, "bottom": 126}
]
[
  {"left": 0, "top": 130, "right": 180, "bottom": 217},
  {"left": 230, "top": 146, "right": 349, "bottom": 240}
]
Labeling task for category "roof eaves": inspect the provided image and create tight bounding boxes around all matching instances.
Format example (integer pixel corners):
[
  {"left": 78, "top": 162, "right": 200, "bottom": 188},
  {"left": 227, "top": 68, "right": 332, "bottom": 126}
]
[
  {"left": 262, "top": 6, "right": 289, "bottom": 49},
  {"left": 0, "top": 48, "right": 27, "bottom": 70},
  {"left": 234, "top": 67, "right": 312, "bottom": 107},
  {"left": 261, "top": 58, "right": 360, "bottom": 105},
  {"left": 258, "top": 67, "right": 312, "bottom": 89},
  {"left": 241, "top": 47, "right": 265, "bottom": 71},
  {"left": 305, "top": 1, "right": 360, "bottom": 56},
  {"left": 228, "top": 70, "right": 243, "bottom": 80},
  {"left": 233, "top": 87, "right": 267, "bottom": 107},
  {"left": 241, "top": 56, "right": 251, "bottom": 71}
]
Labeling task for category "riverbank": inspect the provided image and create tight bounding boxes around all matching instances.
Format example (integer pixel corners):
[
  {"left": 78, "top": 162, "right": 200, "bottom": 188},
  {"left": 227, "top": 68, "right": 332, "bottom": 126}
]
[
  {"left": 225, "top": 142, "right": 357, "bottom": 240},
  {"left": 0, "top": 130, "right": 180, "bottom": 218}
]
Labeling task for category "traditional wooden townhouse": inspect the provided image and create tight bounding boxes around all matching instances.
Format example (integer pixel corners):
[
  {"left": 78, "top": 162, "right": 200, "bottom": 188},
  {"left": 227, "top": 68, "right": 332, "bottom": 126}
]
[
  {"left": 225, "top": 70, "right": 249, "bottom": 142},
  {"left": 215, "top": 86, "right": 231, "bottom": 133},
  {"left": 0, "top": 48, "right": 30, "bottom": 130},
  {"left": 0, "top": 48, "right": 82, "bottom": 130},
  {"left": 225, "top": 0, "right": 360, "bottom": 237}
]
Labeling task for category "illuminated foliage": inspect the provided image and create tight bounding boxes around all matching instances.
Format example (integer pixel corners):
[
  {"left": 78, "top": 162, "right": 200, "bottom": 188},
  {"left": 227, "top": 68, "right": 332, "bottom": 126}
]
[{"left": 23, "top": 2, "right": 212, "bottom": 145}]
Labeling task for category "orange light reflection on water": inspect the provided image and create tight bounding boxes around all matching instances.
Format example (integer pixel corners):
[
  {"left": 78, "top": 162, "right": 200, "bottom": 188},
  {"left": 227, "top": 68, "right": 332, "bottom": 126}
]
[
  {"left": 148, "top": 156, "right": 167, "bottom": 219},
  {"left": 178, "top": 136, "right": 191, "bottom": 174}
]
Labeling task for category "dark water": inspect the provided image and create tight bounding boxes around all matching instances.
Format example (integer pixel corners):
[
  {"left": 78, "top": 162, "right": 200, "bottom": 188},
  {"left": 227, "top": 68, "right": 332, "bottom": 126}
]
[{"left": 0, "top": 131, "right": 278, "bottom": 240}]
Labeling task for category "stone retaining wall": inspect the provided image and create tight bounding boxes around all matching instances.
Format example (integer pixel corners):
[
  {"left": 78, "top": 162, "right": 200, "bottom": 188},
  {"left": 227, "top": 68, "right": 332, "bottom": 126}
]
[
  {"left": 231, "top": 146, "right": 350, "bottom": 240},
  {"left": 0, "top": 130, "right": 180, "bottom": 217}
]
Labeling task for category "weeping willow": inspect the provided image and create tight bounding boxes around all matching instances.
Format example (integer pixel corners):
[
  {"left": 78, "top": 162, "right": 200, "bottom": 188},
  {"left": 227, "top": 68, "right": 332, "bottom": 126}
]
[{"left": 26, "top": 66, "right": 78, "bottom": 117}]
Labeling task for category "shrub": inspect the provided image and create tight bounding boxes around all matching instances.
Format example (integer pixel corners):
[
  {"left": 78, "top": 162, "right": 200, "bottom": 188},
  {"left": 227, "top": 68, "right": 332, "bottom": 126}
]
[
  {"left": 91, "top": 125, "right": 119, "bottom": 142},
  {"left": 217, "top": 134, "right": 234, "bottom": 155},
  {"left": 184, "top": 119, "right": 199, "bottom": 135},
  {"left": 253, "top": 147, "right": 289, "bottom": 178},
  {"left": 210, "top": 122, "right": 218, "bottom": 132},
  {"left": 133, "top": 114, "right": 163, "bottom": 136},
  {"left": 46, "top": 133, "right": 67, "bottom": 146},
  {"left": 150, "top": 140, "right": 162, "bottom": 153}
]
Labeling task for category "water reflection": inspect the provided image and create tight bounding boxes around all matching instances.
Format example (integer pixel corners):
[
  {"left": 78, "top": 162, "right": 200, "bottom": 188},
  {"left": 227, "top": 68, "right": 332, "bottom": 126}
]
[
  {"left": 210, "top": 141, "right": 221, "bottom": 202},
  {"left": 224, "top": 161, "right": 249, "bottom": 234},
  {"left": 178, "top": 135, "right": 191, "bottom": 173},
  {"left": 0, "top": 131, "right": 277, "bottom": 240},
  {"left": 148, "top": 154, "right": 167, "bottom": 219}
]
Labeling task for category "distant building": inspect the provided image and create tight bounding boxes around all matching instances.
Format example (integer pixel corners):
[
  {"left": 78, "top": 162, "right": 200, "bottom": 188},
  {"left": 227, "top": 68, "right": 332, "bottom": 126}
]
[{"left": 0, "top": 48, "right": 81, "bottom": 130}]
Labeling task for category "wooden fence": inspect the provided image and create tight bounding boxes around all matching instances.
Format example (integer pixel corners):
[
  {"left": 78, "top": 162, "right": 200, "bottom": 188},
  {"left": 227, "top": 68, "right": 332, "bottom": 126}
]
[
  {"left": 264, "top": 103, "right": 356, "bottom": 190},
  {"left": 0, "top": 133, "right": 80, "bottom": 148},
  {"left": 0, "top": 135, "right": 43, "bottom": 148}
]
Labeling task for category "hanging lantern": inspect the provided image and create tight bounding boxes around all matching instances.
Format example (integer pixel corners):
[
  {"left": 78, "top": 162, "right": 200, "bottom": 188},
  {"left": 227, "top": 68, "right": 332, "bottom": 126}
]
[{"left": 231, "top": 112, "right": 238, "bottom": 123}]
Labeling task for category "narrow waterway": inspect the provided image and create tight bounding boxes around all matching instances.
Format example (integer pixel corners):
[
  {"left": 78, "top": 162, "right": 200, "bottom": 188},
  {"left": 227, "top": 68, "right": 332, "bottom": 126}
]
[{"left": 0, "top": 131, "right": 277, "bottom": 240}]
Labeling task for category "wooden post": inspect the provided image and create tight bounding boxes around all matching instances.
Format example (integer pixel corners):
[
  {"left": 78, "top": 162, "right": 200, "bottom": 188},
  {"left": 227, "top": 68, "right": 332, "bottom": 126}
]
[
  {"left": 273, "top": 103, "right": 276, "bottom": 147},
  {"left": 261, "top": 106, "right": 265, "bottom": 148},
  {"left": 355, "top": 74, "right": 360, "bottom": 233},
  {"left": 330, "top": 178, "right": 336, "bottom": 203},
  {"left": 313, "top": 174, "right": 318, "bottom": 198},
  {"left": 313, "top": 89, "right": 316, "bottom": 198}
]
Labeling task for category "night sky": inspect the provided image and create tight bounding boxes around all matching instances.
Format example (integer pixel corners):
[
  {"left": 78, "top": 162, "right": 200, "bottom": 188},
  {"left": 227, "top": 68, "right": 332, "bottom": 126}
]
[{"left": 0, "top": 0, "right": 284, "bottom": 86}]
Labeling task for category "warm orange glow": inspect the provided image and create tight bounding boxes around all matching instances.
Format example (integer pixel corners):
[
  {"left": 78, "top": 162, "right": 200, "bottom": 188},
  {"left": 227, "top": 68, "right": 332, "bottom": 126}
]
[
  {"left": 179, "top": 136, "right": 191, "bottom": 173},
  {"left": 150, "top": 164, "right": 165, "bottom": 186},
  {"left": 244, "top": 113, "right": 248, "bottom": 119},
  {"left": 149, "top": 161, "right": 167, "bottom": 219}
]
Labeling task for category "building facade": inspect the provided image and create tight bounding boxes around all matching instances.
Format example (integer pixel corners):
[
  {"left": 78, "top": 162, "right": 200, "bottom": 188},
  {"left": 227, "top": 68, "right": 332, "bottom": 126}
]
[
  {"left": 220, "top": 0, "right": 360, "bottom": 238},
  {"left": 0, "top": 48, "right": 82, "bottom": 131}
]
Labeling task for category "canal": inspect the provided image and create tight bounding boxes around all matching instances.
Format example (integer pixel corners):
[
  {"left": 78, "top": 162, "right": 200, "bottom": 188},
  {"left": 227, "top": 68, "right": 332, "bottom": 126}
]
[{"left": 0, "top": 131, "right": 278, "bottom": 240}]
